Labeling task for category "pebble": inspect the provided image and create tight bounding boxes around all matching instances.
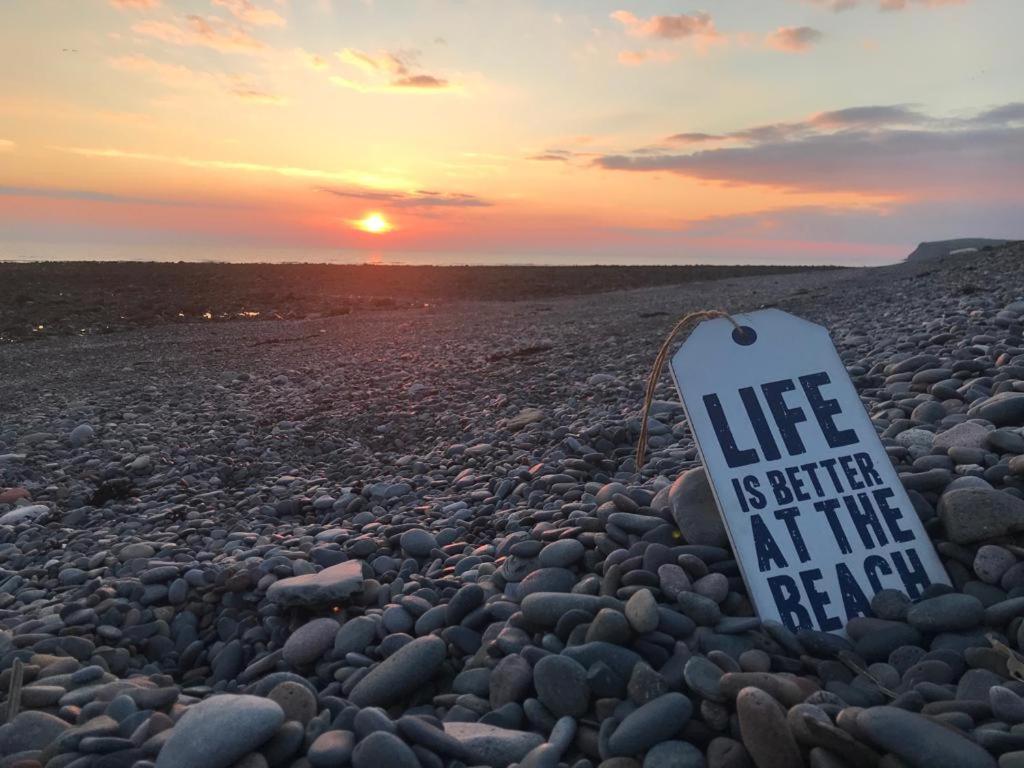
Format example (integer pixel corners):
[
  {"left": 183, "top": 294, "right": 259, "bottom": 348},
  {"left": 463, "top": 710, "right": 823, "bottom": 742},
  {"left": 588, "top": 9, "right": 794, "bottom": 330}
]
[
  {"left": 856, "top": 705, "right": 997, "bottom": 768},
  {"left": 736, "top": 687, "right": 802, "bottom": 768},
  {"left": 154, "top": 695, "right": 284, "bottom": 768},
  {"left": 348, "top": 635, "right": 446, "bottom": 707},
  {"left": 4, "top": 247, "right": 1024, "bottom": 768}
]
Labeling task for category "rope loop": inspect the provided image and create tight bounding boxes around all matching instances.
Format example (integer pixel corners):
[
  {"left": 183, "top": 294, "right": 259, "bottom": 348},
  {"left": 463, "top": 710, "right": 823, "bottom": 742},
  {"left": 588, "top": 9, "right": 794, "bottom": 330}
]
[{"left": 635, "top": 309, "right": 740, "bottom": 470}]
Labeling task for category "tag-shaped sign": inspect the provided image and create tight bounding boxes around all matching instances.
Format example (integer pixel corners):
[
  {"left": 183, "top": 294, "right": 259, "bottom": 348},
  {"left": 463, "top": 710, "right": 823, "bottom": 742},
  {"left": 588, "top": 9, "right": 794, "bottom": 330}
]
[{"left": 671, "top": 309, "right": 948, "bottom": 634}]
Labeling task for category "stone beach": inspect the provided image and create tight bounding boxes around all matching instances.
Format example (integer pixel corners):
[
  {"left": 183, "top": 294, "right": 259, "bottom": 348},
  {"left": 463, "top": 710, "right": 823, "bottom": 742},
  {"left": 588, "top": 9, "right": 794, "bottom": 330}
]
[{"left": 2, "top": 243, "right": 1024, "bottom": 768}]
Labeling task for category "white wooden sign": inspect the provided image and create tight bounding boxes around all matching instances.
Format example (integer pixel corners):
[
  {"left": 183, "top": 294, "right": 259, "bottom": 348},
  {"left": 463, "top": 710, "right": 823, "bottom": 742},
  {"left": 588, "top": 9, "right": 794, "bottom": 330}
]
[{"left": 671, "top": 309, "right": 948, "bottom": 634}]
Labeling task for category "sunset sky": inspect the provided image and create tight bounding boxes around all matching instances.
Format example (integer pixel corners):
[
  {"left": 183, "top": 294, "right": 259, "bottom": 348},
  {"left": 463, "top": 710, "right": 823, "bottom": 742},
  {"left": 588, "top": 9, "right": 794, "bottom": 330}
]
[{"left": 1, "top": 0, "right": 1021, "bottom": 264}]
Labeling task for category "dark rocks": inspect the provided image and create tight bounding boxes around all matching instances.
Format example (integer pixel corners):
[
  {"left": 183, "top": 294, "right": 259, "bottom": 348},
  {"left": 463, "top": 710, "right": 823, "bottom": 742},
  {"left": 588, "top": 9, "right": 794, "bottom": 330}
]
[
  {"left": 266, "top": 560, "right": 365, "bottom": 607},
  {"left": 938, "top": 488, "right": 1024, "bottom": 544},
  {"left": 607, "top": 692, "right": 693, "bottom": 756},
  {"left": 154, "top": 695, "right": 284, "bottom": 768},
  {"left": 533, "top": 654, "right": 589, "bottom": 717},
  {"left": 968, "top": 392, "right": 1024, "bottom": 427},
  {"left": 856, "top": 705, "right": 997, "bottom": 768},
  {"left": 670, "top": 467, "right": 728, "bottom": 547},
  {"left": 351, "top": 731, "right": 420, "bottom": 768},
  {"left": 736, "top": 687, "right": 802, "bottom": 768},
  {"left": 906, "top": 593, "right": 984, "bottom": 632},
  {"left": 348, "top": 635, "right": 446, "bottom": 707},
  {"left": 443, "top": 722, "right": 544, "bottom": 768},
  {"left": 282, "top": 618, "right": 339, "bottom": 667}
]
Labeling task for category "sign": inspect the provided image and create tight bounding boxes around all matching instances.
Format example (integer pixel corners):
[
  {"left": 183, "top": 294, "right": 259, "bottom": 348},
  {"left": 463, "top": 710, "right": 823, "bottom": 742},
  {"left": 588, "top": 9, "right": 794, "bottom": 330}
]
[{"left": 671, "top": 309, "right": 948, "bottom": 634}]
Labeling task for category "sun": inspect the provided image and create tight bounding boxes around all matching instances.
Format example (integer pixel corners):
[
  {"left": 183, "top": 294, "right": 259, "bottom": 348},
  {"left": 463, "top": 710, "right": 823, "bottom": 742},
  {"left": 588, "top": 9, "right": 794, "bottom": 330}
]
[{"left": 354, "top": 211, "right": 393, "bottom": 234}]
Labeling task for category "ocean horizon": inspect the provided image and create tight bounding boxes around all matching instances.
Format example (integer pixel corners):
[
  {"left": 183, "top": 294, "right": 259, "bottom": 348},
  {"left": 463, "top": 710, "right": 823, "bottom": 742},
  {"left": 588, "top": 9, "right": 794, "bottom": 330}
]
[{"left": 0, "top": 241, "right": 898, "bottom": 268}]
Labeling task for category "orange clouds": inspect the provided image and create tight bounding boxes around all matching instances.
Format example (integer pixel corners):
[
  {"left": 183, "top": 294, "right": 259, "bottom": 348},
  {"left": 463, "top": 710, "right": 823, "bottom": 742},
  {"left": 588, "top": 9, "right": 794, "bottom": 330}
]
[
  {"left": 766, "top": 26, "right": 824, "bottom": 52},
  {"left": 108, "top": 53, "right": 285, "bottom": 104},
  {"left": 109, "top": 0, "right": 161, "bottom": 9},
  {"left": 0, "top": 139, "right": 14, "bottom": 152},
  {"left": 132, "top": 15, "right": 265, "bottom": 54},
  {"left": 334, "top": 48, "right": 453, "bottom": 92},
  {"left": 611, "top": 10, "right": 718, "bottom": 40},
  {"left": 212, "top": 0, "right": 286, "bottom": 28}
]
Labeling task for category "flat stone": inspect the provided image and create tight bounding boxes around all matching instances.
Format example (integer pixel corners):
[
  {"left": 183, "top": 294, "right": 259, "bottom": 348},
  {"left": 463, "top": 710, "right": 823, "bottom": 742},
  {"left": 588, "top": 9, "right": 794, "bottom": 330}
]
[
  {"left": 625, "top": 589, "right": 659, "bottom": 634},
  {"left": 856, "top": 705, "right": 996, "bottom": 767},
  {"left": 533, "top": 654, "right": 589, "bottom": 717},
  {"left": 348, "top": 635, "right": 446, "bottom": 707},
  {"left": 0, "top": 503, "right": 47, "bottom": 525},
  {"left": 351, "top": 731, "right": 419, "bottom": 768},
  {"left": 443, "top": 722, "right": 544, "bottom": 768},
  {"left": 154, "top": 694, "right": 284, "bottom": 768},
  {"left": 736, "top": 686, "right": 802, "bottom": 768},
  {"left": 282, "top": 618, "right": 339, "bottom": 667},
  {"left": 670, "top": 467, "right": 728, "bottom": 547},
  {"left": 267, "top": 560, "right": 364, "bottom": 607},
  {"left": 938, "top": 488, "right": 1024, "bottom": 544},
  {"left": 607, "top": 692, "right": 692, "bottom": 756},
  {"left": 968, "top": 392, "right": 1024, "bottom": 427},
  {"left": 907, "top": 593, "right": 984, "bottom": 633},
  {"left": 0, "top": 711, "right": 70, "bottom": 754}
]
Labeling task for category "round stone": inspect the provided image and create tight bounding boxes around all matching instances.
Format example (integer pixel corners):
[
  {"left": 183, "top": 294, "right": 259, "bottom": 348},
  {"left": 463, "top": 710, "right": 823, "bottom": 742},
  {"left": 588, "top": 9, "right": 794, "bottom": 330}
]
[
  {"left": 154, "top": 694, "right": 284, "bottom": 768},
  {"left": 533, "top": 654, "right": 589, "bottom": 717},
  {"left": 625, "top": 589, "right": 659, "bottom": 634},
  {"left": 348, "top": 635, "right": 447, "bottom": 708},
  {"left": 283, "top": 618, "right": 339, "bottom": 667},
  {"left": 399, "top": 528, "right": 437, "bottom": 558},
  {"left": 670, "top": 467, "right": 728, "bottom": 547}
]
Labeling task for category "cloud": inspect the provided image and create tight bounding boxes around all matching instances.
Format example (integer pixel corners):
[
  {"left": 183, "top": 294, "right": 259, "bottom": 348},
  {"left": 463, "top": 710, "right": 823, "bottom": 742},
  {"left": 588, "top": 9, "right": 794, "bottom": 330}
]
[
  {"left": 809, "top": 104, "right": 927, "bottom": 127},
  {"left": 663, "top": 103, "right": 929, "bottom": 144},
  {"left": 392, "top": 74, "right": 449, "bottom": 89},
  {"left": 132, "top": 15, "right": 264, "bottom": 54},
  {"left": 0, "top": 139, "right": 13, "bottom": 152},
  {"left": 300, "top": 50, "right": 329, "bottom": 70},
  {"left": 596, "top": 103, "right": 1024, "bottom": 196},
  {"left": 334, "top": 48, "right": 453, "bottom": 92},
  {"left": 212, "top": 0, "right": 286, "bottom": 27},
  {"left": 766, "top": 26, "right": 823, "bottom": 52},
  {"left": 611, "top": 10, "right": 718, "bottom": 39},
  {"left": 617, "top": 49, "right": 679, "bottom": 66},
  {"left": 110, "top": 0, "right": 160, "bottom": 8},
  {"left": 108, "top": 54, "right": 284, "bottom": 104},
  {"left": 528, "top": 150, "right": 573, "bottom": 162},
  {"left": 55, "top": 146, "right": 412, "bottom": 189},
  {"left": 0, "top": 185, "right": 231, "bottom": 207},
  {"left": 804, "top": 0, "right": 968, "bottom": 9},
  {"left": 321, "top": 187, "right": 491, "bottom": 208}
]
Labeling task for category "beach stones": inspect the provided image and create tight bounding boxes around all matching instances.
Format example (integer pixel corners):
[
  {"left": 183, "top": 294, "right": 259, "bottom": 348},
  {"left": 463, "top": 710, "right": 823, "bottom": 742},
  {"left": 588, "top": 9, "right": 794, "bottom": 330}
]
[
  {"left": 443, "top": 723, "right": 544, "bottom": 767},
  {"left": 533, "top": 655, "right": 589, "bottom": 717},
  {"left": 351, "top": 732, "right": 419, "bottom": 768},
  {"left": 938, "top": 488, "right": 1024, "bottom": 544},
  {"left": 282, "top": 618, "right": 339, "bottom": 667},
  {"left": 267, "top": 560, "right": 365, "bottom": 607},
  {"left": 607, "top": 692, "right": 693, "bottom": 756},
  {"left": 154, "top": 695, "right": 284, "bottom": 768},
  {"left": 348, "top": 635, "right": 446, "bottom": 707},
  {"left": 907, "top": 593, "right": 984, "bottom": 632},
  {"left": 670, "top": 467, "right": 728, "bottom": 547},
  {"left": 0, "top": 711, "right": 70, "bottom": 755},
  {"left": 856, "top": 706, "right": 996, "bottom": 767},
  {"left": 736, "top": 687, "right": 802, "bottom": 768},
  {"left": 399, "top": 528, "right": 437, "bottom": 557}
]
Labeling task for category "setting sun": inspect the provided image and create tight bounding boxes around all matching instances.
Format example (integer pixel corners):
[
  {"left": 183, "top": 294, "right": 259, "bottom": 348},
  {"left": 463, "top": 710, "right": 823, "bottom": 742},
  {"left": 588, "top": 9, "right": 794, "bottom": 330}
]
[{"left": 354, "top": 212, "right": 393, "bottom": 234}]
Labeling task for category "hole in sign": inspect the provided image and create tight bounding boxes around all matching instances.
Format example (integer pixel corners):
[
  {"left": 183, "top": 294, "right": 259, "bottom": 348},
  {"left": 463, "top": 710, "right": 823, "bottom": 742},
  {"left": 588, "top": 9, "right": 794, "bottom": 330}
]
[{"left": 732, "top": 326, "right": 757, "bottom": 346}]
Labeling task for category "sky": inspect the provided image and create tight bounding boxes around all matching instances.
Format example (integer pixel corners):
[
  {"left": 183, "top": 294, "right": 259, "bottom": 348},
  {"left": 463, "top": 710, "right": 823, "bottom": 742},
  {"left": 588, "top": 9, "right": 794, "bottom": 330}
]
[{"left": 0, "top": 0, "right": 1021, "bottom": 265}]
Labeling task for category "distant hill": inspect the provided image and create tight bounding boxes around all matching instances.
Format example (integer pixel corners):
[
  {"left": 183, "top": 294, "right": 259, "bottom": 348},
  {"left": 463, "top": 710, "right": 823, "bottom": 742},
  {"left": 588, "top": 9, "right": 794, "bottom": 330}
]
[{"left": 905, "top": 238, "right": 1012, "bottom": 262}]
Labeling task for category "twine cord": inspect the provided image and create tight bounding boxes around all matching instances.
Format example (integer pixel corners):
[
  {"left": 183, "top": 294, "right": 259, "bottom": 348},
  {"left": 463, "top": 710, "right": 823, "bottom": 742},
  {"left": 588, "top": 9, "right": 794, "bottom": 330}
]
[{"left": 635, "top": 309, "right": 741, "bottom": 470}]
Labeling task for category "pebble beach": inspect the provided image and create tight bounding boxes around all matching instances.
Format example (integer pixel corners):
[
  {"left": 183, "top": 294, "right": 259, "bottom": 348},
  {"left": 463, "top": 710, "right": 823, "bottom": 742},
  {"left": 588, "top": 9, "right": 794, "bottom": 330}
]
[{"left": 3, "top": 243, "right": 1024, "bottom": 768}]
